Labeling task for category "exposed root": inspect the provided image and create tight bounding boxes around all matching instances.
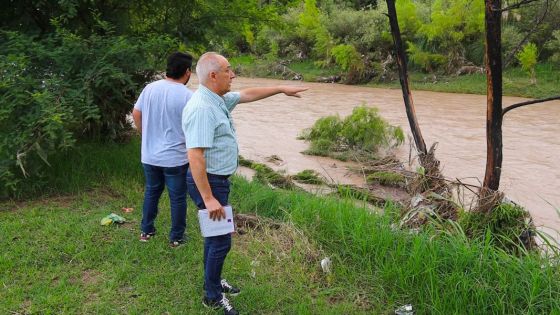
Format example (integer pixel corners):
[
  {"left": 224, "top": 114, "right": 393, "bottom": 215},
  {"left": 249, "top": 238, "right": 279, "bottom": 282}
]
[
  {"left": 474, "top": 187, "right": 504, "bottom": 214},
  {"left": 409, "top": 143, "right": 448, "bottom": 195}
]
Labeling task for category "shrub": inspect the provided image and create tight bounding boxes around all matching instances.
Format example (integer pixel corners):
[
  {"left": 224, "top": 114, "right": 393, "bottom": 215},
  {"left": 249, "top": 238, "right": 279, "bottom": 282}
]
[
  {"left": 516, "top": 42, "right": 538, "bottom": 84},
  {"left": 340, "top": 106, "right": 404, "bottom": 151},
  {"left": 301, "top": 105, "right": 404, "bottom": 159},
  {"left": 407, "top": 42, "right": 447, "bottom": 72},
  {"left": 461, "top": 203, "right": 535, "bottom": 254},
  {"left": 0, "top": 29, "right": 177, "bottom": 197}
]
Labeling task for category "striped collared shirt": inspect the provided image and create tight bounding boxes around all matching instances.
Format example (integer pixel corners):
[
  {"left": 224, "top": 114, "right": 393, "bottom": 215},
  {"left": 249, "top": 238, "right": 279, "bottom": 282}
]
[{"left": 182, "top": 84, "right": 241, "bottom": 175}]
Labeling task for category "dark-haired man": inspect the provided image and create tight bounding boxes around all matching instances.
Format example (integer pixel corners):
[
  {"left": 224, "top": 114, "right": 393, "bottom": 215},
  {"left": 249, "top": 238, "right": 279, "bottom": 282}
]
[{"left": 132, "top": 52, "right": 193, "bottom": 247}]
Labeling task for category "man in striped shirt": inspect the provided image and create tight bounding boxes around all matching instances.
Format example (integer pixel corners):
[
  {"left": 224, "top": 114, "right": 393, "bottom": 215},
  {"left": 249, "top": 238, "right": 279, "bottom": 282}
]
[{"left": 182, "top": 52, "right": 307, "bottom": 315}]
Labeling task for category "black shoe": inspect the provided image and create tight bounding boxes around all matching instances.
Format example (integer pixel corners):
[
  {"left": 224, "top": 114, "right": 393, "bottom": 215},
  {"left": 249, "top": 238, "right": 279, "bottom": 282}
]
[
  {"left": 203, "top": 294, "right": 239, "bottom": 315},
  {"left": 221, "top": 279, "right": 241, "bottom": 296}
]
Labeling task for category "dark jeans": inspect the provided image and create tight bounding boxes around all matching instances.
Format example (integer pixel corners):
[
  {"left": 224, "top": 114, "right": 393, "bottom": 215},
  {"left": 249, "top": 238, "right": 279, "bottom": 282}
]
[
  {"left": 141, "top": 163, "right": 188, "bottom": 241},
  {"left": 187, "top": 171, "right": 232, "bottom": 301}
]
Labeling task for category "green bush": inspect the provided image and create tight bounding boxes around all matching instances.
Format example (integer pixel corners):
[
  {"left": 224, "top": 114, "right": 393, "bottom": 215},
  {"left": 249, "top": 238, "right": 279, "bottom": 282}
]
[
  {"left": 305, "top": 115, "right": 343, "bottom": 142},
  {"left": 516, "top": 42, "right": 538, "bottom": 83},
  {"left": 301, "top": 105, "right": 404, "bottom": 158},
  {"left": 461, "top": 203, "right": 534, "bottom": 254},
  {"left": 0, "top": 29, "right": 177, "bottom": 197},
  {"left": 340, "top": 106, "right": 404, "bottom": 151},
  {"left": 407, "top": 42, "right": 447, "bottom": 72}
]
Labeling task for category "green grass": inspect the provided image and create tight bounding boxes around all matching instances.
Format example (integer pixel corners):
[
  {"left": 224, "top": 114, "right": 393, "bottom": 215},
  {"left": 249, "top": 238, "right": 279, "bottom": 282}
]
[
  {"left": 231, "top": 54, "right": 560, "bottom": 99},
  {"left": 366, "top": 171, "right": 405, "bottom": 187},
  {"left": 2, "top": 138, "right": 560, "bottom": 314},
  {"left": 293, "top": 170, "right": 325, "bottom": 185},
  {"left": 230, "top": 56, "right": 343, "bottom": 82},
  {"left": 369, "top": 63, "right": 560, "bottom": 99}
]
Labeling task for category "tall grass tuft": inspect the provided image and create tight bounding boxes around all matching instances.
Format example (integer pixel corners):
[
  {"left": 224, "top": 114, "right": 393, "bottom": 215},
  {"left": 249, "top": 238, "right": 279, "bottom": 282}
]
[{"left": 230, "top": 177, "right": 560, "bottom": 314}]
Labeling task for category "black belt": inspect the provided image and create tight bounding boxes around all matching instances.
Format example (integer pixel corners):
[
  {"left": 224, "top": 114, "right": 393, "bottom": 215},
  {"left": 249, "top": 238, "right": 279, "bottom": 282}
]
[{"left": 207, "top": 173, "right": 231, "bottom": 180}]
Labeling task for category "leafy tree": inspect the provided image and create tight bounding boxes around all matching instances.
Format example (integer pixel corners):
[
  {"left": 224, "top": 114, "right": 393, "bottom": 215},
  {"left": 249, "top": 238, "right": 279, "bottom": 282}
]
[
  {"left": 416, "top": 0, "right": 485, "bottom": 71},
  {"left": 406, "top": 42, "right": 446, "bottom": 72},
  {"left": 331, "top": 44, "right": 366, "bottom": 82},
  {"left": 0, "top": 29, "right": 177, "bottom": 197},
  {"left": 395, "top": 0, "right": 421, "bottom": 36},
  {"left": 516, "top": 42, "right": 538, "bottom": 84},
  {"left": 297, "top": 0, "right": 333, "bottom": 59},
  {"left": 544, "top": 30, "right": 560, "bottom": 64}
]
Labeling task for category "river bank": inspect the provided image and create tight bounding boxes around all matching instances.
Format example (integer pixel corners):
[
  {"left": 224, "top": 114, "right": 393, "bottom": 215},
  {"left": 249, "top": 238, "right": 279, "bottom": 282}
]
[
  {"left": 230, "top": 56, "right": 560, "bottom": 99},
  {"left": 2, "top": 138, "right": 559, "bottom": 313},
  {"left": 184, "top": 75, "right": 560, "bottom": 238}
]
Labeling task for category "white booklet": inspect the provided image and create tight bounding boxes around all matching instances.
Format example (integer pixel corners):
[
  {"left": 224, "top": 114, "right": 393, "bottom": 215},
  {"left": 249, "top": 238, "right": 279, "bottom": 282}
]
[{"left": 198, "top": 205, "right": 235, "bottom": 237}]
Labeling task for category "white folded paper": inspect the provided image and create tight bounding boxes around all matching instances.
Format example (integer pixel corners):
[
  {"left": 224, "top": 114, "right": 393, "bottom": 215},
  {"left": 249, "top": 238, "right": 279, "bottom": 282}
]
[{"left": 198, "top": 205, "right": 235, "bottom": 237}]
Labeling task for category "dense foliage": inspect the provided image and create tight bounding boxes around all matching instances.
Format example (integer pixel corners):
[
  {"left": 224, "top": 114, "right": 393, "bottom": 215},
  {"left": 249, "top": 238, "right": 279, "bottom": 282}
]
[
  {"left": 0, "top": 0, "right": 291, "bottom": 197},
  {"left": 1, "top": 0, "right": 559, "bottom": 196},
  {"left": 0, "top": 29, "right": 177, "bottom": 197},
  {"left": 249, "top": 0, "right": 560, "bottom": 80}
]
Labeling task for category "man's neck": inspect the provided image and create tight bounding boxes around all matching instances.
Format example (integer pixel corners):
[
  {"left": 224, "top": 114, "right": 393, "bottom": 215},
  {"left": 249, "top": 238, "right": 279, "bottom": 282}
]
[
  {"left": 165, "top": 77, "right": 185, "bottom": 84},
  {"left": 202, "top": 83, "right": 223, "bottom": 96}
]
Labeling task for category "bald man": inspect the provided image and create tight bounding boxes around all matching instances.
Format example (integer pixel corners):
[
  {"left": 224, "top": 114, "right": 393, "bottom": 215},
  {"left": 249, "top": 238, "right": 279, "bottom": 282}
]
[{"left": 182, "top": 52, "right": 307, "bottom": 315}]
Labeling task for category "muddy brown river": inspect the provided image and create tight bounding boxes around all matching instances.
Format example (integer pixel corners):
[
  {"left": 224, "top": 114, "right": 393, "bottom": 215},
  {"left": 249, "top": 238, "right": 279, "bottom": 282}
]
[{"left": 187, "top": 76, "right": 560, "bottom": 238}]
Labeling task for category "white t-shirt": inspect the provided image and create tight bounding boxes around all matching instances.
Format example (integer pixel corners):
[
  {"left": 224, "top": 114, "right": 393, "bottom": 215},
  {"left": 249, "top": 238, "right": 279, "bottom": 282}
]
[{"left": 134, "top": 79, "right": 193, "bottom": 167}]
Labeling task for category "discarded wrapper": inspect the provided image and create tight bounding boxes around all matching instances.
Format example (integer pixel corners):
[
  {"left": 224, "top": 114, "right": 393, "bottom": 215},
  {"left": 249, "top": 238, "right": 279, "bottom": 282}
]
[
  {"left": 395, "top": 304, "right": 414, "bottom": 315},
  {"left": 100, "top": 213, "right": 126, "bottom": 226},
  {"left": 320, "top": 257, "right": 332, "bottom": 273}
]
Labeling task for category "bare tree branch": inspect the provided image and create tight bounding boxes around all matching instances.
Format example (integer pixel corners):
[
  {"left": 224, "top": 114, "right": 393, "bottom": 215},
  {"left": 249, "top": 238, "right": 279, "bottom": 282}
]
[
  {"left": 504, "top": 0, "right": 550, "bottom": 67},
  {"left": 496, "top": 0, "right": 540, "bottom": 11},
  {"left": 502, "top": 96, "right": 560, "bottom": 117}
]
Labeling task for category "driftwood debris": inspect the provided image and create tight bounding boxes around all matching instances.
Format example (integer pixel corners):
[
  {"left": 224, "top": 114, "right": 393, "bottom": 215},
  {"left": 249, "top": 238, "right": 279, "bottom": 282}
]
[
  {"left": 456, "top": 65, "right": 484, "bottom": 76},
  {"left": 315, "top": 75, "right": 341, "bottom": 83},
  {"left": 272, "top": 63, "right": 303, "bottom": 81}
]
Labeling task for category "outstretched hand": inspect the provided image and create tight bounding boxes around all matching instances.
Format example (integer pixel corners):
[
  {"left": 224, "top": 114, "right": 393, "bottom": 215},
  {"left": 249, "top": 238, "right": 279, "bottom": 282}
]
[{"left": 282, "top": 86, "right": 309, "bottom": 98}]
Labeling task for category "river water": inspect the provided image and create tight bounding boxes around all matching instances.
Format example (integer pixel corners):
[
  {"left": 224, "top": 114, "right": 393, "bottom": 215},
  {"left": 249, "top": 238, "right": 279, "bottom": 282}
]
[{"left": 187, "top": 76, "right": 560, "bottom": 237}]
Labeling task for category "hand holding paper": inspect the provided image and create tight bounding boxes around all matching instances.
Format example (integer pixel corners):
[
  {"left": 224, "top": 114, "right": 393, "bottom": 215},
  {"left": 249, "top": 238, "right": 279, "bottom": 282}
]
[{"left": 198, "top": 205, "right": 235, "bottom": 237}]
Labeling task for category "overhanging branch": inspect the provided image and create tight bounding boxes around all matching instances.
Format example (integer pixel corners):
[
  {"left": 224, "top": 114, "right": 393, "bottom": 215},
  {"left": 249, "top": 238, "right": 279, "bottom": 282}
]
[
  {"left": 502, "top": 95, "right": 560, "bottom": 117},
  {"left": 504, "top": 0, "right": 550, "bottom": 67},
  {"left": 495, "top": 0, "right": 540, "bottom": 11}
]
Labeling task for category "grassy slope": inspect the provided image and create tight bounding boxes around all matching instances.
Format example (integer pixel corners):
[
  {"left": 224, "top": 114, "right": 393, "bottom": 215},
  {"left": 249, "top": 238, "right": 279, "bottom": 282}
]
[
  {"left": 1, "top": 138, "right": 560, "bottom": 314},
  {"left": 230, "top": 56, "right": 560, "bottom": 99}
]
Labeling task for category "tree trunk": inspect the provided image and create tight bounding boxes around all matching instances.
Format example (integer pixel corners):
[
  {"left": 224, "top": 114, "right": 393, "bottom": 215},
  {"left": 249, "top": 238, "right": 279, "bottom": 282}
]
[
  {"left": 386, "top": 0, "right": 427, "bottom": 156},
  {"left": 483, "top": 0, "right": 503, "bottom": 191}
]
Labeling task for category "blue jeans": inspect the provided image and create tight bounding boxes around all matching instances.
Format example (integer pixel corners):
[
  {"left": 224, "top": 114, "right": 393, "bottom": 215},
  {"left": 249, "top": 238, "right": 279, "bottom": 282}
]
[
  {"left": 187, "top": 171, "right": 232, "bottom": 301},
  {"left": 141, "top": 163, "right": 188, "bottom": 241}
]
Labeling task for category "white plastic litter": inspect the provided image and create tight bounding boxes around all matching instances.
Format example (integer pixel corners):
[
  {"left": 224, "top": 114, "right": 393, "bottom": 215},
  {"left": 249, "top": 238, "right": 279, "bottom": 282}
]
[
  {"left": 320, "top": 257, "right": 332, "bottom": 273},
  {"left": 395, "top": 304, "right": 414, "bottom": 315}
]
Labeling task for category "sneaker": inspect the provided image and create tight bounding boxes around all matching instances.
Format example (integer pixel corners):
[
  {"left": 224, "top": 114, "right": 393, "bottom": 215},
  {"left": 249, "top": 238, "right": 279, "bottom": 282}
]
[
  {"left": 169, "top": 239, "right": 186, "bottom": 248},
  {"left": 139, "top": 231, "right": 155, "bottom": 242},
  {"left": 221, "top": 279, "right": 241, "bottom": 296},
  {"left": 202, "top": 294, "right": 239, "bottom": 315}
]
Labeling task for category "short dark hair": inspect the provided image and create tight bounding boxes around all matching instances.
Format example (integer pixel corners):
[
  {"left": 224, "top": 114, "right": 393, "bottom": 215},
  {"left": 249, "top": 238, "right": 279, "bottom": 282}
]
[{"left": 166, "top": 52, "right": 193, "bottom": 79}]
